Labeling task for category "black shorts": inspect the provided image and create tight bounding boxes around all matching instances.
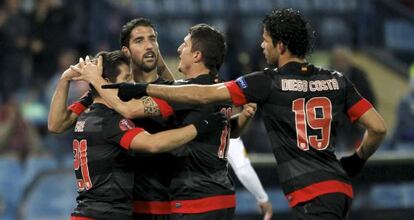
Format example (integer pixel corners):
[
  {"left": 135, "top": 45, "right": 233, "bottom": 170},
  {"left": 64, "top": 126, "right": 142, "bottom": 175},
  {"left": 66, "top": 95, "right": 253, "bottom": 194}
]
[
  {"left": 171, "top": 208, "right": 235, "bottom": 220},
  {"left": 292, "top": 193, "right": 352, "bottom": 220},
  {"left": 133, "top": 214, "right": 171, "bottom": 220}
]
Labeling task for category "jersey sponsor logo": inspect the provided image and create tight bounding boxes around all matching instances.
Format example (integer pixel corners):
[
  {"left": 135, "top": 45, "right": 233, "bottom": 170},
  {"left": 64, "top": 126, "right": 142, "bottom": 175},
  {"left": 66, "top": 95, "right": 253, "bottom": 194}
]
[
  {"left": 74, "top": 121, "right": 85, "bottom": 132},
  {"left": 235, "top": 77, "right": 248, "bottom": 89},
  {"left": 281, "top": 79, "right": 339, "bottom": 92},
  {"left": 119, "top": 119, "right": 135, "bottom": 131}
]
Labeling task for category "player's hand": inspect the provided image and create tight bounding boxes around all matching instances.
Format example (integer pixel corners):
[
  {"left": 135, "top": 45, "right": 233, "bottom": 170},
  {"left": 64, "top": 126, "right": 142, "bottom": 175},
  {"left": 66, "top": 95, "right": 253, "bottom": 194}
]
[
  {"left": 60, "top": 57, "right": 84, "bottom": 81},
  {"left": 242, "top": 103, "right": 257, "bottom": 118},
  {"left": 193, "top": 112, "right": 227, "bottom": 135},
  {"left": 258, "top": 201, "right": 273, "bottom": 220},
  {"left": 102, "top": 82, "right": 148, "bottom": 102},
  {"left": 70, "top": 55, "right": 103, "bottom": 83},
  {"left": 339, "top": 152, "right": 367, "bottom": 177}
]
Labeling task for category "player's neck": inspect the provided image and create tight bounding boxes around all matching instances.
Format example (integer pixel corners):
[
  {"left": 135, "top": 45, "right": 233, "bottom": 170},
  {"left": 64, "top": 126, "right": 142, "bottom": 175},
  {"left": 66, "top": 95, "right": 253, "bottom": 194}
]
[
  {"left": 279, "top": 54, "right": 305, "bottom": 67},
  {"left": 184, "top": 64, "right": 209, "bottom": 79},
  {"left": 132, "top": 68, "right": 159, "bottom": 83}
]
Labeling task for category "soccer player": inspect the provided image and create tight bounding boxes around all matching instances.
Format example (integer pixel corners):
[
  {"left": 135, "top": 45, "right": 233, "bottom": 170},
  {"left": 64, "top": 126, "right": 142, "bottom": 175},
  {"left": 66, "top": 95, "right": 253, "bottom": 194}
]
[
  {"left": 105, "top": 9, "right": 387, "bottom": 220},
  {"left": 83, "top": 24, "right": 242, "bottom": 220},
  {"left": 49, "top": 50, "right": 226, "bottom": 220},
  {"left": 55, "top": 18, "right": 177, "bottom": 220}
]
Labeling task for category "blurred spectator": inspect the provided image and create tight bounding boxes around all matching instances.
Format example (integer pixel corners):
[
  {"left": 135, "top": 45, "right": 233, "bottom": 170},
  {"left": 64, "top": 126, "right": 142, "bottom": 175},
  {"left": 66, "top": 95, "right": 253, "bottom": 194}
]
[
  {"left": 0, "top": 96, "right": 43, "bottom": 162},
  {"left": 388, "top": 64, "right": 414, "bottom": 150},
  {"left": 28, "top": 0, "right": 75, "bottom": 86},
  {"left": 0, "top": 0, "right": 31, "bottom": 100},
  {"left": 330, "top": 46, "right": 377, "bottom": 152},
  {"left": 45, "top": 49, "right": 88, "bottom": 105}
]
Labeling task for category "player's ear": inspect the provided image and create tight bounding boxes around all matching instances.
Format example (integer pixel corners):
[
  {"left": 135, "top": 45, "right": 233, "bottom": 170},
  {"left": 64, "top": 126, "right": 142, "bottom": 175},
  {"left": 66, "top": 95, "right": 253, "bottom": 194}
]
[
  {"left": 193, "top": 51, "right": 202, "bottom": 63},
  {"left": 122, "top": 46, "right": 131, "bottom": 58},
  {"left": 277, "top": 41, "right": 286, "bottom": 54}
]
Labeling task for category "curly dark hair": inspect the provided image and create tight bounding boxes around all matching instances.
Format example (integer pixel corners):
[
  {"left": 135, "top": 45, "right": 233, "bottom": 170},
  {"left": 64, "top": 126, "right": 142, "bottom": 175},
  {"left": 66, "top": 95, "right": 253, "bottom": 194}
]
[
  {"left": 263, "top": 8, "right": 315, "bottom": 58},
  {"left": 120, "top": 18, "right": 156, "bottom": 47},
  {"left": 188, "top": 24, "right": 227, "bottom": 77}
]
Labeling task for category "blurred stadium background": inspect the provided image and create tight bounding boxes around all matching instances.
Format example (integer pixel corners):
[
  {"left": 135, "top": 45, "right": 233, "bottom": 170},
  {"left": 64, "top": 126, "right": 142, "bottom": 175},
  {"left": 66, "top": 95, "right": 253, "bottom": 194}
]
[{"left": 1, "top": 0, "right": 414, "bottom": 219}]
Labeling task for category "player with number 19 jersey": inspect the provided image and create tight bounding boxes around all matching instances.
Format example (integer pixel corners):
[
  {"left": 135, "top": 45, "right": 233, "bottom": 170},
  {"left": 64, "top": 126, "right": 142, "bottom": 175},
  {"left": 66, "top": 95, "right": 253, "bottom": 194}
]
[
  {"left": 71, "top": 103, "right": 143, "bottom": 220},
  {"left": 224, "top": 62, "right": 373, "bottom": 207}
]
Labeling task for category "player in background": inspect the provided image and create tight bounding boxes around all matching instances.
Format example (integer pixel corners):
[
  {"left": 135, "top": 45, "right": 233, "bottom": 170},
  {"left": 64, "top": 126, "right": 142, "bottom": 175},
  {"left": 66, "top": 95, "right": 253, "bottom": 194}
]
[
  {"left": 49, "top": 50, "right": 226, "bottom": 220},
  {"left": 228, "top": 138, "right": 273, "bottom": 220},
  {"left": 105, "top": 9, "right": 387, "bottom": 220}
]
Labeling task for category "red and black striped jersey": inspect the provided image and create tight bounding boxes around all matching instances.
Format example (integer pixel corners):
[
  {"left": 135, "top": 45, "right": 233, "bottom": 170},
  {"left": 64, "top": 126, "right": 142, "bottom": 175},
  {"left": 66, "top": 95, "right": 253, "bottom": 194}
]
[
  {"left": 224, "top": 62, "right": 373, "bottom": 207},
  {"left": 71, "top": 103, "right": 143, "bottom": 220}
]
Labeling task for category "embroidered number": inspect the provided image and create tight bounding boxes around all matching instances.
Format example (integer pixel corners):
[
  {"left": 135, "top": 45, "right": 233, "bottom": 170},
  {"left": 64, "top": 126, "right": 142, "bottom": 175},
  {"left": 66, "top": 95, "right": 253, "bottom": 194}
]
[
  {"left": 73, "top": 139, "right": 92, "bottom": 190},
  {"left": 292, "top": 97, "right": 332, "bottom": 151},
  {"left": 218, "top": 107, "right": 232, "bottom": 158}
]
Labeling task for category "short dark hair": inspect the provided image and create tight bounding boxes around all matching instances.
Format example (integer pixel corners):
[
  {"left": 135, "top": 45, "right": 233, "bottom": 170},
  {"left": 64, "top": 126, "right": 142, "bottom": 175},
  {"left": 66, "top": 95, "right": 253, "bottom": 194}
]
[
  {"left": 91, "top": 50, "right": 129, "bottom": 98},
  {"left": 188, "top": 24, "right": 227, "bottom": 76},
  {"left": 263, "top": 8, "right": 315, "bottom": 58},
  {"left": 120, "top": 18, "right": 156, "bottom": 47}
]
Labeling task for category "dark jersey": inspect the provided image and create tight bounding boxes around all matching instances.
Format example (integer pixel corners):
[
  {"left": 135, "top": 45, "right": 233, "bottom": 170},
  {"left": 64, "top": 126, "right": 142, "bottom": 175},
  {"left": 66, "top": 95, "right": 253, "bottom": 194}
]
[
  {"left": 224, "top": 62, "right": 373, "bottom": 207},
  {"left": 71, "top": 103, "right": 143, "bottom": 220},
  {"left": 165, "top": 74, "right": 235, "bottom": 214},
  {"left": 131, "top": 77, "right": 176, "bottom": 216}
]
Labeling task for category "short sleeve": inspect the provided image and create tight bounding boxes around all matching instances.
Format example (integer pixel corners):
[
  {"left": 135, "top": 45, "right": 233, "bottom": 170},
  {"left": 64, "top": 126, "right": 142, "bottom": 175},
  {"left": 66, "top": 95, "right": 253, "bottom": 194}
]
[
  {"left": 344, "top": 77, "right": 373, "bottom": 122},
  {"left": 68, "top": 91, "right": 93, "bottom": 116},
  {"left": 151, "top": 97, "right": 175, "bottom": 119},
  {"left": 224, "top": 71, "right": 272, "bottom": 106},
  {"left": 102, "top": 116, "right": 144, "bottom": 150}
]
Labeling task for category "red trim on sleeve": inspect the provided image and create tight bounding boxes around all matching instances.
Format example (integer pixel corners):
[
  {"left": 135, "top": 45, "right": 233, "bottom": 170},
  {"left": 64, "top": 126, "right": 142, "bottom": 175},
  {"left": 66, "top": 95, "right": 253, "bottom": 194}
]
[
  {"left": 133, "top": 200, "right": 172, "bottom": 215},
  {"left": 68, "top": 102, "right": 87, "bottom": 116},
  {"left": 347, "top": 98, "right": 373, "bottom": 123},
  {"left": 286, "top": 180, "right": 353, "bottom": 207},
  {"left": 152, "top": 97, "right": 174, "bottom": 119},
  {"left": 224, "top": 81, "right": 248, "bottom": 107},
  {"left": 70, "top": 216, "right": 95, "bottom": 220},
  {"left": 119, "top": 128, "right": 144, "bottom": 150}
]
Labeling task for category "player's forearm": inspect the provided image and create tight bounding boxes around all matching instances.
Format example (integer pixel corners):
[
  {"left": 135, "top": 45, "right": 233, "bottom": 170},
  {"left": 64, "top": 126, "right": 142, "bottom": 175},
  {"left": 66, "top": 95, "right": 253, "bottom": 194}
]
[
  {"left": 147, "top": 83, "right": 230, "bottom": 104},
  {"left": 234, "top": 164, "right": 269, "bottom": 203},
  {"left": 91, "top": 77, "right": 145, "bottom": 119},
  {"left": 230, "top": 113, "right": 252, "bottom": 138},
  {"left": 48, "top": 79, "right": 74, "bottom": 133},
  {"left": 149, "top": 125, "right": 197, "bottom": 153},
  {"left": 357, "top": 128, "right": 386, "bottom": 160}
]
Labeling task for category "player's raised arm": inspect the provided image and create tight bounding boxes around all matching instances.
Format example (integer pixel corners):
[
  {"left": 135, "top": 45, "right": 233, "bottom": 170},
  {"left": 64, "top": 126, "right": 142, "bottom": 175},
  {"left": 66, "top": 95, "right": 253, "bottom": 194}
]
[
  {"left": 71, "top": 55, "right": 171, "bottom": 119},
  {"left": 103, "top": 71, "right": 272, "bottom": 107},
  {"left": 147, "top": 83, "right": 231, "bottom": 104},
  {"left": 48, "top": 59, "right": 84, "bottom": 133}
]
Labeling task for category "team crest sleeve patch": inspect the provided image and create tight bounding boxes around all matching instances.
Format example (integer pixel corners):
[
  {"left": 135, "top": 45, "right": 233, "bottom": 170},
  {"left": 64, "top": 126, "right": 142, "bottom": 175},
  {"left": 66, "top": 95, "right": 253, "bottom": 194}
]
[{"left": 119, "top": 118, "right": 136, "bottom": 131}]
